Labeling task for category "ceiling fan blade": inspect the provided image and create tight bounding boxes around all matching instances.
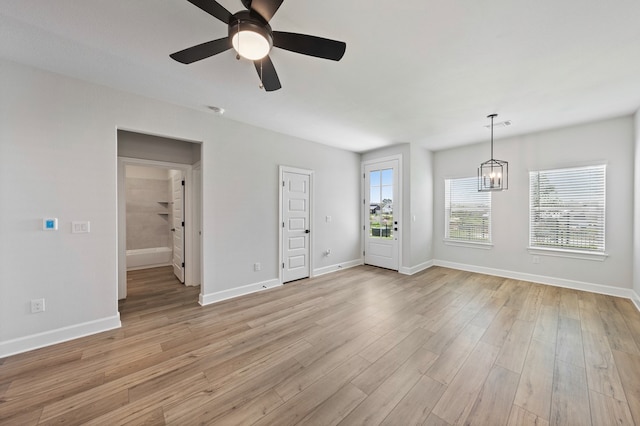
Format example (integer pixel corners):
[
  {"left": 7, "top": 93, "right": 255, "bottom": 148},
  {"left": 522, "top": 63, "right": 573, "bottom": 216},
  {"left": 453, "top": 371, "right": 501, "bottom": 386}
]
[
  {"left": 187, "top": 0, "right": 232, "bottom": 24},
  {"left": 273, "top": 32, "right": 346, "bottom": 61},
  {"left": 170, "top": 38, "right": 231, "bottom": 64},
  {"left": 247, "top": 0, "right": 284, "bottom": 22},
  {"left": 254, "top": 56, "right": 281, "bottom": 91}
]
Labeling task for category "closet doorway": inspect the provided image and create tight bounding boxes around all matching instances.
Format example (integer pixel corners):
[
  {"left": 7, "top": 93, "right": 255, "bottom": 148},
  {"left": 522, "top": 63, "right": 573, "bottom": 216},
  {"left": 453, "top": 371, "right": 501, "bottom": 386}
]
[
  {"left": 123, "top": 165, "right": 185, "bottom": 281},
  {"left": 117, "top": 130, "right": 202, "bottom": 301}
]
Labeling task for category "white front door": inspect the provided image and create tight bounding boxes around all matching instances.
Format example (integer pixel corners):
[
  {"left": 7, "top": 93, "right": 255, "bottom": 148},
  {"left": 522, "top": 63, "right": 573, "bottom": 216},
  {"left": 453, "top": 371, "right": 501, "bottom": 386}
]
[
  {"left": 282, "top": 170, "right": 311, "bottom": 283},
  {"left": 364, "top": 159, "right": 399, "bottom": 270},
  {"left": 172, "top": 170, "right": 185, "bottom": 283}
]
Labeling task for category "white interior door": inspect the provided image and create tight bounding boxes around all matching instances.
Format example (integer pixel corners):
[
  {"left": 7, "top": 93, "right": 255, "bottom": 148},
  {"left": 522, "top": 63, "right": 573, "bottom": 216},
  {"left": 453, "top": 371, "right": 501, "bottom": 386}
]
[
  {"left": 172, "top": 170, "right": 185, "bottom": 283},
  {"left": 364, "top": 159, "right": 399, "bottom": 270},
  {"left": 282, "top": 170, "right": 311, "bottom": 283}
]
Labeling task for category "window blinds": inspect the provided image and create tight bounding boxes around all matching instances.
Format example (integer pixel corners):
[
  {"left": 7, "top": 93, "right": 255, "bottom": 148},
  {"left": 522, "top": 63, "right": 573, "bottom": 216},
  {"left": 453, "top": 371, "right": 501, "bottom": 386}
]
[
  {"left": 529, "top": 165, "right": 606, "bottom": 252},
  {"left": 445, "top": 177, "right": 491, "bottom": 243}
]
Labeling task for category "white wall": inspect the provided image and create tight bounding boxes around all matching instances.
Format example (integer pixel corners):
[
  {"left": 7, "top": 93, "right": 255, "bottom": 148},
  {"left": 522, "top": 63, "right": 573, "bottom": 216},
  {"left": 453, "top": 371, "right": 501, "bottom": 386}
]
[
  {"left": 204, "top": 130, "right": 361, "bottom": 298},
  {"left": 634, "top": 109, "right": 640, "bottom": 305},
  {"left": 434, "top": 116, "right": 635, "bottom": 292},
  {"left": 118, "top": 130, "right": 200, "bottom": 165},
  {"left": 410, "top": 145, "right": 433, "bottom": 268},
  {"left": 125, "top": 165, "right": 169, "bottom": 180},
  {"left": 0, "top": 59, "right": 361, "bottom": 356}
]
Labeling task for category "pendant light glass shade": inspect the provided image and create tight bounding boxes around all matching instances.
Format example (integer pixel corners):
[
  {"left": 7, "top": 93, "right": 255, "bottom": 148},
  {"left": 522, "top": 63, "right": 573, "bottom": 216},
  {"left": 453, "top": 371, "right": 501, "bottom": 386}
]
[{"left": 478, "top": 114, "right": 508, "bottom": 192}]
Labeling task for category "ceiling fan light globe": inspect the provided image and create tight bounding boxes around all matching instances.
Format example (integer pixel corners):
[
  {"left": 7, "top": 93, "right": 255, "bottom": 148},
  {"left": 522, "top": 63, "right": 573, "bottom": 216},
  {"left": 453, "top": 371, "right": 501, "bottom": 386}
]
[{"left": 232, "top": 30, "right": 270, "bottom": 60}]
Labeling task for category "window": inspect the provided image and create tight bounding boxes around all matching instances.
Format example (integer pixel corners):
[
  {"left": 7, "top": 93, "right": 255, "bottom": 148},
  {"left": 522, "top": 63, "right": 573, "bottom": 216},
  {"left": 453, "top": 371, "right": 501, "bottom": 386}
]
[
  {"left": 445, "top": 177, "right": 491, "bottom": 243},
  {"left": 529, "top": 165, "right": 605, "bottom": 253},
  {"left": 369, "top": 167, "right": 394, "bottom": 239}
]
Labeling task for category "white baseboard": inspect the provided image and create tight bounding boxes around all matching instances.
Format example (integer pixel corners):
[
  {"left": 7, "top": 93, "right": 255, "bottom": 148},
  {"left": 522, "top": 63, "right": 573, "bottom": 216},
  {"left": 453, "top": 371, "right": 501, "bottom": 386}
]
[
  {"left": 399, "top": 260, "right": 435, "bottom": 276},
  {"left": 199, "top": 278, "right": 281, "bottom": 306},
  {"left": 434, "top": 259, "right": 639, "bottom": 305},
  {"left": 126, "top": 262, "right": 172, "bottom": 271},
  {"left": 631, "top": 290, "right": 640, "bottom": 312},
  {"left": 313, "top": 259, "right": 364, "bottom": 277},
  {"left": 199, "top": 259, "right": 364, "bottom": 306},
  {"left": 0, "top": 314, "right": 121, "bottom": 359}
]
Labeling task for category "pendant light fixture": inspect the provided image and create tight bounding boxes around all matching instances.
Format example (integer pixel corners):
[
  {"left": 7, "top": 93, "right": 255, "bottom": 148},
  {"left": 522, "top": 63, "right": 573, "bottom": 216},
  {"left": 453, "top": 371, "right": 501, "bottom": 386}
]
[{"left": 478, "top": 114, "right": 508, "bottom": 192}]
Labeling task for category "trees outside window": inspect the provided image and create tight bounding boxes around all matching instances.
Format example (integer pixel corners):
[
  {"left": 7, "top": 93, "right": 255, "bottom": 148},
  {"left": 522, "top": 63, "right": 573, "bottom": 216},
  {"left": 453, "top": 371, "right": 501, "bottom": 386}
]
[
  {"left": 529, "top": 165, "right": 606, "bottom": 252},
  {"left": 445, "top": 177, "right": 491, "bottom": 243}
]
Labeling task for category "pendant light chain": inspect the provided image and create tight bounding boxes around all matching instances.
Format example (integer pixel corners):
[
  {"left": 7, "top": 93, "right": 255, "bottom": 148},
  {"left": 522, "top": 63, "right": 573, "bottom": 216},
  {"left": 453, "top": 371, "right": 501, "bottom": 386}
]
[
  {"left": 490, "top": 114, "right": 494, "bottom": 160},
  {"left": 235, "top": 20, "right": 241, "bottom": 60}
]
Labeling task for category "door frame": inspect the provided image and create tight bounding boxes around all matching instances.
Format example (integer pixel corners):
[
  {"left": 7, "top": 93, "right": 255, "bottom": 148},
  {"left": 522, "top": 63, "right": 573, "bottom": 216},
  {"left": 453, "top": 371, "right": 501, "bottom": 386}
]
[
  {"left": 279, "top": 165, "right": 314, "bottom": 283},
  {"left": 117, "top": 157, "right": 200, "bottom": 299},
  {"left": 361, "top": 155, "right": 403, "bottom": 271}
]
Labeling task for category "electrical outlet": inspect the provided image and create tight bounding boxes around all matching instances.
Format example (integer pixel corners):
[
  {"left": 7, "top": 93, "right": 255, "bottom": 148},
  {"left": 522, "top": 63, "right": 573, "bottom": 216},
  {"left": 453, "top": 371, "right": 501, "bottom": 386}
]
[
  {"left": 254, "top": 262, "right": 261, "bottom": 272},
  {"left": 532, "top": 256, "right": 540, "bottom": 264},
  {"left": 31, "top": 298, "right": 45, "bottom": 313},
  {"left": 325, "top": 249, "right": 331, "bottom": 257}
]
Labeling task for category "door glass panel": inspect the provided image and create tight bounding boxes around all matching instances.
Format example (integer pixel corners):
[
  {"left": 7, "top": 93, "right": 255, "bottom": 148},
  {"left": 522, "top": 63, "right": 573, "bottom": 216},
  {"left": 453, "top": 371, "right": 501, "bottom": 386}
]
[{"left": 369, "top": 168, "right": 393, "bottom": 239}]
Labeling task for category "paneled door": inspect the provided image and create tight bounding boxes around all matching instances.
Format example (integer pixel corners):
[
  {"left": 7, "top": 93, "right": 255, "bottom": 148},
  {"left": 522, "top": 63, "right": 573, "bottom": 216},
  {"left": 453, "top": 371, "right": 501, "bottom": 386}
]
[
  {"left": 364, "top": 159, "right": 399, "bottom": 270},
  {"left": 172, "top": 170, "right": 185, "bottom": 283},
  {"left": 282, "top": 169, "right": 311, "bottom": 283}
]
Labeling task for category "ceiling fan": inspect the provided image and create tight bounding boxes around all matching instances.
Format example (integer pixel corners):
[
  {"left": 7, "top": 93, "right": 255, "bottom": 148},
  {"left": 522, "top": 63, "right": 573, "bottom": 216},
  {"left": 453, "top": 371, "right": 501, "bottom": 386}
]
[{"left": 170, "top": 0, "right": 346, "bottom": 91}]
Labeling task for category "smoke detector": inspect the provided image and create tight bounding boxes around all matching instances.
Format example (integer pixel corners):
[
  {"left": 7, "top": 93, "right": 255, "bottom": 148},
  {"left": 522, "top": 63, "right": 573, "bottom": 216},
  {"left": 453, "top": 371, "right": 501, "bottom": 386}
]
[{"left": 207, "top": 105, "right": 225, "bottom": 115}]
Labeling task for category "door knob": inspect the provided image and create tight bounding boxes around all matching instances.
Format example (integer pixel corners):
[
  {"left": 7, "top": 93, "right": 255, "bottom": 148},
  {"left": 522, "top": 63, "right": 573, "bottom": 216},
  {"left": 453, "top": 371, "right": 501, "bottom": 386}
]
[{"left": 305, "top": 230, "right": 310, "bottom": 234}]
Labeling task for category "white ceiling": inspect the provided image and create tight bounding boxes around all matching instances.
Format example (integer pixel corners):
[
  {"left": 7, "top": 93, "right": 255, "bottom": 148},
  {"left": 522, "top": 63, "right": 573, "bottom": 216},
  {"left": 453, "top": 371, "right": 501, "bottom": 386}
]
[{"left": 1, "top": 0, "right": 640, "bottom": 152}]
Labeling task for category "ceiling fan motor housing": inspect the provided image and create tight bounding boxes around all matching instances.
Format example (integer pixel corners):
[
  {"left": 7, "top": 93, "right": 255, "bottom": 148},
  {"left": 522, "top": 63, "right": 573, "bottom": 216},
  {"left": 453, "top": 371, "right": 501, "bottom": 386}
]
[{"left": 229, "top": 11, "right": 273, "bottom": 58}]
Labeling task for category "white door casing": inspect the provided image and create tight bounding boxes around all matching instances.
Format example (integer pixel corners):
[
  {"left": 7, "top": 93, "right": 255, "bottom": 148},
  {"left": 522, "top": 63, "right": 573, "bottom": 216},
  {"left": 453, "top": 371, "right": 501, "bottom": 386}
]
[
  {"left": 192, "top": 162, "right": 202, "bottom": 287},
  {"left": 363, "top": 158, "right": 400, "bottom": 270},
  {"left": 172, "top": 170, "right": 185, "bottom": 283},
  {"left": 117, "top": 157, "right": 199, "bottom": 299},
  {"left": 280, "top": 167, "right": 312, "bottom": 283}
]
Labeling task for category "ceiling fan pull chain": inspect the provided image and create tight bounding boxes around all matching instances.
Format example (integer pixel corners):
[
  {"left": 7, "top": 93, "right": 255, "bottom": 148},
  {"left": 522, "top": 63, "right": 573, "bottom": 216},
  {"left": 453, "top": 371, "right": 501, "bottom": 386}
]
[
  {"left": 259, "top": 60, "right": 264, "bottom": 89},
  {"left": 236, "top": 20, "right": 241, "bottom": 60}
]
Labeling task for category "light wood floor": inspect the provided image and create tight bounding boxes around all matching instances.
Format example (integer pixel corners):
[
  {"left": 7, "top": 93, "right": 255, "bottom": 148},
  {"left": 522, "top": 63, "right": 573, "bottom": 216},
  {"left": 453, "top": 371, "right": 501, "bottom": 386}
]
[{"left": 2, "top": 266, "right": 640, "bottom": 425}]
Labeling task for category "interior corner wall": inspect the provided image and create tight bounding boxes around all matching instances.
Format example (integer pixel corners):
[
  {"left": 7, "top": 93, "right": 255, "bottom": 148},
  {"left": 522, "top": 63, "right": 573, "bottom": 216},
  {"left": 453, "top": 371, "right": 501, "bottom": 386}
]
[
  {"left": 634, "top": 109, "right": 640, "bottom": 303},
  {"left": 0, "top": 59, "right": 361, "bottom": 357},
  {"left": 433, "top": 116, "right": 635, "bottom": 292},
  {"left": 209, "top": 129, "right": 362, "bottom": 294},
  {"left": 410, "top": 145, "right": 434, "bottom": 267}
]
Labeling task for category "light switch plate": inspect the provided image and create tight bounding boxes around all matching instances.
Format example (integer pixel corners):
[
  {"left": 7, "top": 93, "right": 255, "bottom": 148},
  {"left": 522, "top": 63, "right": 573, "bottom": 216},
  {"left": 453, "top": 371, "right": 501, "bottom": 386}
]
[{"left": 72, "top": 221, "right": 90, "bottom": 234}]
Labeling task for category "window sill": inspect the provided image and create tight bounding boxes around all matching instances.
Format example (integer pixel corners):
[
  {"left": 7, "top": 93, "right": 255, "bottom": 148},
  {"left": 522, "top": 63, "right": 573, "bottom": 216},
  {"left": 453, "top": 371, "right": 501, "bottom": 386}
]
[
  {"left": 527, "top": 247, "right": 608, "bottom": 262},
  {"left": 444, "top": 239, "right": 493, "bottom": 250}
]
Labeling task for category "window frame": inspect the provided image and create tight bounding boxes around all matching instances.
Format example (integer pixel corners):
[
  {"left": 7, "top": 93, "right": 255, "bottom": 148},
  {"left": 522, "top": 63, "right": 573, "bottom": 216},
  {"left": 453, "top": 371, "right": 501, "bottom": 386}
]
[
  {"left": 444, "top": 176, "right": 493, "bottom": 248},
  {"left": 528, "top": 164, "right": 607, "bottom": 261}
]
